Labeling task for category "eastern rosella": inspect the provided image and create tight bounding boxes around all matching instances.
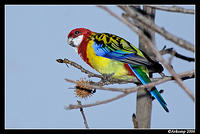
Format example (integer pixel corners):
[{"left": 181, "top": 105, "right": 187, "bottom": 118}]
[{"left": 67, "top": 28, "right": 169, "bottom": 112}]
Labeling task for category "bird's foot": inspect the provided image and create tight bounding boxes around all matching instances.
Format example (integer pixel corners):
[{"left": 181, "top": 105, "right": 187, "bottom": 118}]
[{"left": 101, "top": 73, "right": 115, "bottom": 82}]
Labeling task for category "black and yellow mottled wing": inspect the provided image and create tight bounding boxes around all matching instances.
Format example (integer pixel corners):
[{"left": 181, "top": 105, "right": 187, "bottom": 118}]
[{"left": 90, "top": 33, "right": 163, "bottom": 73}]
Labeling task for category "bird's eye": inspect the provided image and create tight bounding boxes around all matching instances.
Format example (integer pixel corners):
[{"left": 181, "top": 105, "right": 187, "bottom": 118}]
[{"left": 74, "top": 31, "right": 80, "bottom": 35}]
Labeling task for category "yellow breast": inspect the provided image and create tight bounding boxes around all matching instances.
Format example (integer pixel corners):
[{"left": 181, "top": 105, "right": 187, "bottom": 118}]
[{"left": 86, "top": 40, "right": 133, "bottom": 80}]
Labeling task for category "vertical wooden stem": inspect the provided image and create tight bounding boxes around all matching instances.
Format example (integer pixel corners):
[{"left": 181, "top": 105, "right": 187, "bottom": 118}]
[{"left": 135, "top": 6, "right": 156, "bottom": 128}]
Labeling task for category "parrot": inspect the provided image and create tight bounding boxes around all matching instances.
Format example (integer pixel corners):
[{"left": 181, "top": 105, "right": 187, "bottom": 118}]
[{"left": 67, "top": 28, "right": 169, "bottom": 112}]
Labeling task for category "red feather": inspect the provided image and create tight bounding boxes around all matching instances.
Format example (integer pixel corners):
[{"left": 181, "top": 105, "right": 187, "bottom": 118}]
[
  {"left": 124, "top": 63, "right": 142, "bottom": 82},
  {"left": 76, "top": 29, "right": 94, "bottom": 69}
]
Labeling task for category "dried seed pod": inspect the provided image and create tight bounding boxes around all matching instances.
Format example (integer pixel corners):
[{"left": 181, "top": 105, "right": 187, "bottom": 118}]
[{"left": 75, "top": 79, "right": 96, "bottom": 98}]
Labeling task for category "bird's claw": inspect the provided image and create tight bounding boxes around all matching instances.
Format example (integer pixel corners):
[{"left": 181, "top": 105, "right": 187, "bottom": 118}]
[{"left": 101, "top": 73, "right": 114, "bottom": 82}]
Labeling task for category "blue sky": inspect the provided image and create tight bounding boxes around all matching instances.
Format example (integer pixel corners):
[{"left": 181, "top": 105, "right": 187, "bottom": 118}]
[{"left": 5, "top": 5, "right": 195, "bottom": 129}]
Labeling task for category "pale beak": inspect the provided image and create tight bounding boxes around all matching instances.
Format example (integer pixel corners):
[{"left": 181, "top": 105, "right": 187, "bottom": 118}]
[{"left": 67, "top": 37, "right": 78, "bottom": 48}]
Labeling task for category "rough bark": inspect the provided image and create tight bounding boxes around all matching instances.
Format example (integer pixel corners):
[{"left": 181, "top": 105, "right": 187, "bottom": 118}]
[{"left": 136, "top": 6, "right": 156, "bottom": 128}]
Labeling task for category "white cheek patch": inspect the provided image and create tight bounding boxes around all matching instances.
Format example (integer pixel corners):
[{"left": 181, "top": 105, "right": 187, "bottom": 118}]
[{"left": 72, "top": 35, "right": 84, "bottom": 46}]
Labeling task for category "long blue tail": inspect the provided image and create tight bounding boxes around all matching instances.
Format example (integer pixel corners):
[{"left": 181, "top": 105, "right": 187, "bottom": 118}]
[
  {"left": 150, "top": 87, "right": 169, "bottom": 112},
  {"left": 128, "top": 64, "right": 169, "bottom": 112}
]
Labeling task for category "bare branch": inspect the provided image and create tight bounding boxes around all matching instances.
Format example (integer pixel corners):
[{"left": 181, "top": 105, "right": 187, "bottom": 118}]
[
  {"left": 160, "top": 47, "right": 195, "bottom": 62},
  {"left": 146, "top": 5, "right": 195, "bottom": 14},
  {"left": 132, "top": 113, "right": 138, "bottom": 128},
  {"left": 118, "top": 6, "right": 194, "bottom": 52},
  {"left": 64, "top": 78, "right": 126, "bottom": 93},
  {"left": 77, "top": 100, "right": 89, "bottom": 128},
  {"left": 65, "top": 93, "right": 128, "bottom": 110},
  {"left": 57, "top": 58, "right": 103, "bottom": 79}
]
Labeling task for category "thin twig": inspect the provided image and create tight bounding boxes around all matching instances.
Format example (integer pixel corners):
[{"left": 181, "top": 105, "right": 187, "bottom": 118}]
[
  {"left": 118, "top": 6, "right": 194, "bottom": 52},
  {"left": 57, "top": 58, "right": 103, "bottom": 79},
  {"left": 77, "top": 100, "right": 89, "bottom": 128},
  {"left": 65, "top": 78, "right": 126, "bottom": 92},
  {"left": 132, "top": 113, "right": 138, "bottom": 128},
  {"left": 66, "top": 93, "right": 128, "bottom": 110},
  {"left": 160, "top": 47, "right": 195, "bottom": 62},
  {"left": 145, "top": 5, "right": 195, "bottom": 14}
]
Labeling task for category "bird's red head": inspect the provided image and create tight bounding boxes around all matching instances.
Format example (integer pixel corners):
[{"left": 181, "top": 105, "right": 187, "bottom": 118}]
[
  {"left": 67, "top": 28, "right": 93, "bottom": 48},
  {"left": 67, "top": 28, "right": 92, "bottom": 38}
]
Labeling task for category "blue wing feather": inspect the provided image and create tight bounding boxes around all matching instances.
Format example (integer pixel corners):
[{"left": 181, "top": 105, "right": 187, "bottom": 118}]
[{"left": 93, "top": 42, "right": 150, "bottom": 66}]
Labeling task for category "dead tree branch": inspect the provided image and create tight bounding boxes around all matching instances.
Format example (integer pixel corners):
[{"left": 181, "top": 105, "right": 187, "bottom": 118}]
[
  {"left": 77, "top": 100, "right": 89, "bottom": 128},
  {"left": 145, "top": 5, "right": 195, "bottom": 14},
  {"left": 132, "top": 113, "right": 138, "bottom": 128},
  {"left": 136, "top": 6, "right": 155, "bottom": 128},
  {"left": 118, "top": 6, "right": 194, "bottom": 52},
  {"left": 56, "top": 59, "right": 103, "bottom": 79},
  {"left": 66, "top": 93, "right": 128, "bottom": 110},
  {"left": 160, "top": 46, "right": 195, "bottom": 62}
]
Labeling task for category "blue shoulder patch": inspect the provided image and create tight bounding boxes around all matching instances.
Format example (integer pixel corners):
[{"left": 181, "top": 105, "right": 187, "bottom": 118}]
[{"left": 93, "top": 43, "right": 109, "bottom": 57}]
